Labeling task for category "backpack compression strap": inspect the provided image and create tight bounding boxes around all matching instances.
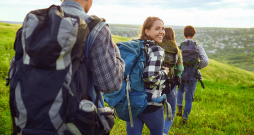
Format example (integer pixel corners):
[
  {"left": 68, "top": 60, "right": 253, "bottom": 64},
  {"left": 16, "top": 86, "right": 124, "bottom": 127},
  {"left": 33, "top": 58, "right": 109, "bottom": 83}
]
[{"left": 147, "top": 97, "right": 173, "bottom": 121}]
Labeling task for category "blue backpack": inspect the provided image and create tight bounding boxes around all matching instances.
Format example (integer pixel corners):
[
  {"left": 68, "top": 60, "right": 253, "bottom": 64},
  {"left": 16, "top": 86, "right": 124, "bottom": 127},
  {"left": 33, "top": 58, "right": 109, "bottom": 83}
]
[
  {"left": 104, "top": 39, "right": 173, "bottom": 127},
  {"left": 104, "top": 39, "right": 147, "bottom": 126}
]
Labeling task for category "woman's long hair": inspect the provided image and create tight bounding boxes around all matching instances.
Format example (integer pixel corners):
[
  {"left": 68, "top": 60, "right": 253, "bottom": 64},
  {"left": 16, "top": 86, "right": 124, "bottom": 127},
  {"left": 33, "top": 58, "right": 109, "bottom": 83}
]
[
  {"left": 163, "top": 27, "right": 182, "bottom": 64},
  {"left": 139, "top": 16, "right": 164, "bottom": 40}
]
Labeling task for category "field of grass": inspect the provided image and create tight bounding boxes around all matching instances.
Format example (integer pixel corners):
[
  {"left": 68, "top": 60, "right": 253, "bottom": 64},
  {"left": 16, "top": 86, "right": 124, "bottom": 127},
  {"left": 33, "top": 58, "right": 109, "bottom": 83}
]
[{"left": 0, "top": 22, "right": 254, "bottom": 135}]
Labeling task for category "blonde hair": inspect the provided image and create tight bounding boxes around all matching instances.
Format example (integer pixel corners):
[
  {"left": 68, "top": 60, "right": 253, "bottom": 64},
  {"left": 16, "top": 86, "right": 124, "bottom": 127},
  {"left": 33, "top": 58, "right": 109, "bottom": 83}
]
[
  {"left": 139, "top": 16, "right": 164, "bottom": 40},
  {"left": 163, "top": 27, "right": 182, "bottom": 64}
]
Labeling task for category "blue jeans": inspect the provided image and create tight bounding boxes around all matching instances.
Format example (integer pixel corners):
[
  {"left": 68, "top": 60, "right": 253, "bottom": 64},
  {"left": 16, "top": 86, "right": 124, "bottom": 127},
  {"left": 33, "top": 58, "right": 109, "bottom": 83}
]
[
  {"left": 126, "top": 107, "right": 164, "bottom": 135},
  {"left": 177, "top": 79, "right": 197, "bottom": 120},
  {"left": 163, "top": 86, "right": 177, "bottom": 134}
]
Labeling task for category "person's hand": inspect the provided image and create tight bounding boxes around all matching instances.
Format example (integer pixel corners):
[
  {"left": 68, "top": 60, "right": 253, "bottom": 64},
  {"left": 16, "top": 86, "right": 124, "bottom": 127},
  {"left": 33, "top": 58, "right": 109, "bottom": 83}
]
[
  {"left": 101, "top": 18, "right": 106, "bottom": 22},
  {"left": 113, "top": 43, "right": 117, "bottom": 48},
  {"left": 162, "top": 66, "right": 169, "bottom": 74}
]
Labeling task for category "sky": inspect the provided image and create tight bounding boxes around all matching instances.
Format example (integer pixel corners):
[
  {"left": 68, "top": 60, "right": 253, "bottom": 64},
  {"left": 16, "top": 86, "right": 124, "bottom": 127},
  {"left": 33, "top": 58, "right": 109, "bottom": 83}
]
[{"left": 0, "top": 0, "right": 254, "bottom": 28}]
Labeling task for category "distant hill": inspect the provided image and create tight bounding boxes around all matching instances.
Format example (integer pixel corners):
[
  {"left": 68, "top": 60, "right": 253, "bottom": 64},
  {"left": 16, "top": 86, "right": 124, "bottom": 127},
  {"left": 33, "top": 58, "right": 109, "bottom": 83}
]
[
  {"left": 108, "top": 24, "right": 185, "bottom": 38},
  {"left": 0, "top": 21, "right": 22, "bottom": 24},
  {"left": 109, "top": 24, "right": 254, "bottom": 73},
  {"left": 112, "top": 34, "right": 254, "bottom": 87},
  {"left": 1, "top": 21, "right": 253, "bottom": 72}
]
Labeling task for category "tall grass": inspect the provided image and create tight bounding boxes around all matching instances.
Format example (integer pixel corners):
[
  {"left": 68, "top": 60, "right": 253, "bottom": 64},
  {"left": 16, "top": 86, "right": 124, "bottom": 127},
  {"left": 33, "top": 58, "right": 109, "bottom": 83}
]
[
  {"left": 0, "top": 22, "right": 21, "bottom": 135},
  {"left": 0, "top": 22, "right": 253, "bottom": 135}
]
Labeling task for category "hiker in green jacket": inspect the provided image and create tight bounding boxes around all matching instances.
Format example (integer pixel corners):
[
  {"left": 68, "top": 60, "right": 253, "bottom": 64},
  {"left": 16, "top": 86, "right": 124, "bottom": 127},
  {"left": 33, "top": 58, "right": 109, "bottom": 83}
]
[{"left": 160, "top": 27, "right": 183, "bottom": 135}]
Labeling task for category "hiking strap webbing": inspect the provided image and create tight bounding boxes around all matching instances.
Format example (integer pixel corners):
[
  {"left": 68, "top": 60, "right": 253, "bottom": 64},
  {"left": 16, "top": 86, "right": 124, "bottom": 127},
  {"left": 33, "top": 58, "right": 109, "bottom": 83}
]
[
  {"left": 125, "top": 75, "right": 133, "bottom": 127},
  {"left": 128, "top": 42, "right": 145, "bottom": 75},
  {"left": 186, "top": 80, "right": 194, "bottom": 102},
  {"left": 88, "top": 16, "right": 103, "bottom": 31},
  {"left": 147, "top": 98, "right": 173, "bottom": 121},
  {"left": 150, "top": 85, "right": 158, "bottom": 95},
  {"left": 198, "top": 78, "right": 205, "bottom": 89}
]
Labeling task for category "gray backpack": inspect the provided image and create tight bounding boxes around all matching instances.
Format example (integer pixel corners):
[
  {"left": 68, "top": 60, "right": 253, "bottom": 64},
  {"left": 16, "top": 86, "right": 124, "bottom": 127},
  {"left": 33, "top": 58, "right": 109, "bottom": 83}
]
[
  {"left": 180, "top": 40, "right": 199, "bottom": 83},
  {"left": 7, "top": 5, "right": 114, "bottom": 135},
  {"left": 180, "top": 40, "right": 204, "bottom": 101}
]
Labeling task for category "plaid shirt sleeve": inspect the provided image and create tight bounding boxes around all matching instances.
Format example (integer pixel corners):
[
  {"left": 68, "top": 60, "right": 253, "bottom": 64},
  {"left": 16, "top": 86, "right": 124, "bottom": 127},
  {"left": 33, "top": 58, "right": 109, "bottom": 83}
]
[
  {"left": 197, "top": 45, "right": 209, "bottom": 69},
  {"left": 143, "top": 45, "right": 168, "bottom": 89},
  {"left": 89, "top": 26, "right": 125, "bottom": 93}
]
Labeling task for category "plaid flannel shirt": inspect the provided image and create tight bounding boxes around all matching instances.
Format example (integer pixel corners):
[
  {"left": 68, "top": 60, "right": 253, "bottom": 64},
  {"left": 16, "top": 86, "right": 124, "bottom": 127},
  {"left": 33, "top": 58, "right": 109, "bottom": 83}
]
[
  {"left": 197, "top": 45, "right": 209, "bottom": 69},
  {"left": 89, "top": 26, "right": 125, "bottom": 93},
  {"left": 142, "top": 41, "right": 168, "bottom": 98}
]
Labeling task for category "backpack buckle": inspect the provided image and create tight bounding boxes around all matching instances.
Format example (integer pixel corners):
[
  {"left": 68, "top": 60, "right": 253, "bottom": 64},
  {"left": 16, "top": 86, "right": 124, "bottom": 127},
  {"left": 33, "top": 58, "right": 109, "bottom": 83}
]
[{"left": 5, "top": 78, "right": 10, "bottom": 86}]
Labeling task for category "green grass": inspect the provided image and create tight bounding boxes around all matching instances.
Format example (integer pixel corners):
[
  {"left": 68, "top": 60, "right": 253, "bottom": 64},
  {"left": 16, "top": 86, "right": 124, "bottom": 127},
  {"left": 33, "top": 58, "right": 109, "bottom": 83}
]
[
  {"left": 0, "top": 22, "right": 21, "bottom": 135},
  {"left": 112, "top": 34, "right": 131, "bottom": 43},
  {"left": 0, "top": 22, "right": 254, "bottom": 135}
]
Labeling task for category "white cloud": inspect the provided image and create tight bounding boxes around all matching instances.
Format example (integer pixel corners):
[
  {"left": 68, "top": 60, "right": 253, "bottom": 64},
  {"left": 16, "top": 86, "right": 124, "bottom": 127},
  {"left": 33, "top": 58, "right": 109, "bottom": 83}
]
[
  {"left": 0, "top": 0, "right": 253, "bottom": 28},
  {"left": 89, "top": 4, "right": 254, "bottom": 27},
  {"left": 0, "top": 0, "right": 61, "bottom": 22},
  {"left": 0, "top": 0, "right": 61, "bottom": 6}
]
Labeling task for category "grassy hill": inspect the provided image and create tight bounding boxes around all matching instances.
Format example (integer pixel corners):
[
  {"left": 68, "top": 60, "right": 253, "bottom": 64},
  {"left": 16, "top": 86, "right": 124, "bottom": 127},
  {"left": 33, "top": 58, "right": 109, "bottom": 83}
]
[{"left": 0, "top": 22, "right": 254, "bottom": 134}]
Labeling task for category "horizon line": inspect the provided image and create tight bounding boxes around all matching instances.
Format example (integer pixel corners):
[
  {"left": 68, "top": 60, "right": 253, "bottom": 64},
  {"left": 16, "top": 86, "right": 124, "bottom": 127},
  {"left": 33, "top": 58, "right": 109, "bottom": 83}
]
[{"left": 1, "top": 21, "right": 253, "bottom": 29}]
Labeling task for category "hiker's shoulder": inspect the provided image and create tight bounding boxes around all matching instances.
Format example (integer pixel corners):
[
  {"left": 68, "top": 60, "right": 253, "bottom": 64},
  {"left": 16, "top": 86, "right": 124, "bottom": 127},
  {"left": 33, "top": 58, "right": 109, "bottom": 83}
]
[{"left": 148, "top": 44, "right": 164, "bottom": 57}]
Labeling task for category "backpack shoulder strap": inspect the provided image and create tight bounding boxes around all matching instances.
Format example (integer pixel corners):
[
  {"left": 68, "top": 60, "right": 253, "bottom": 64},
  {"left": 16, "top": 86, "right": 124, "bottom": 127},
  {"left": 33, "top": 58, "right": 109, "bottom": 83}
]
[
  {"left": 85, "top": 17, "right": 107, "bottom": 59},
  {"left": 180, "top": 42, "right": 185, "bottom": 49},
  {"left": 141, "top": 40, "right": 153, "bottom": 66},
  {"left": 83, "top": 16, "right": 107, "bottom": 107},
  {"left": 13, "top": 27, "right": 23, "bottom": 50},
  {"left": 87, "top": 15, "right": 105, "bottom": 31}
]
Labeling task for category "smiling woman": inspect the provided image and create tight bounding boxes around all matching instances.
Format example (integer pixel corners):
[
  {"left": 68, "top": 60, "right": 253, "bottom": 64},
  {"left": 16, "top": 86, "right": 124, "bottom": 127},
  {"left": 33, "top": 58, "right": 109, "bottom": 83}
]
[
  {"left": 140, "top": 16, "right": 165, "bottom": 43},
  {"left": 126, "top": 17, "right": 170, "bottom": 135},
  {"left": 145, "top": 20, "right": 165, "bottom": 43}
]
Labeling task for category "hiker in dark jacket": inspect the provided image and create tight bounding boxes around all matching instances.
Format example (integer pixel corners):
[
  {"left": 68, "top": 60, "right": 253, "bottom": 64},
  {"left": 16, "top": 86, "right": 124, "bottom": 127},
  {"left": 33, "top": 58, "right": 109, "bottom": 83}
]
[
  {"left": 126, "top": 16, "right": 169, "bottom": 135},
  {"left": 160, "top": 27, "right": 184, "bottom": 135},
  {"left": 176, "top": 25, "right": 209, "bottom": 125}
]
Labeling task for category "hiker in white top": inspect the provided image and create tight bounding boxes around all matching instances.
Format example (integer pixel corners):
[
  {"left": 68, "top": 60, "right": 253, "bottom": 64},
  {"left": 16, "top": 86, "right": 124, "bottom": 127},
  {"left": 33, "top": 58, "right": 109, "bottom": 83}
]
[{"left": 176, "top": 25, "right": 209, "bottom": 125}]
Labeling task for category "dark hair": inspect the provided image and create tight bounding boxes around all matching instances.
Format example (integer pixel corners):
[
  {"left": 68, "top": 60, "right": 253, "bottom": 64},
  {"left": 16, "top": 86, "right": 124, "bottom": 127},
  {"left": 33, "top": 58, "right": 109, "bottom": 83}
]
[
  {"left": 183, "top": 25, "right": 196, "bottom": 38},
  {"left": 139, "top": 16, "right": 164, "bottom": 40}
]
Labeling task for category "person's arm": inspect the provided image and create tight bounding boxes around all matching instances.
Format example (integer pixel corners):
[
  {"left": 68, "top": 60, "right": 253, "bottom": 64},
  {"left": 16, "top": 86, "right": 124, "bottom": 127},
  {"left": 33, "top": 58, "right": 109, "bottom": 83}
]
[
  {"left": 143, "top": 46, "right": 168, "bottom": 89},
  {"left": 89, "top": 26, "right": 125, "bottom": 93},
  {"left": 197, "top": 45, "right": 209, "bottom": 69},
  {"left": 175, "top": 51, "right": 184, "bottom": 77}
]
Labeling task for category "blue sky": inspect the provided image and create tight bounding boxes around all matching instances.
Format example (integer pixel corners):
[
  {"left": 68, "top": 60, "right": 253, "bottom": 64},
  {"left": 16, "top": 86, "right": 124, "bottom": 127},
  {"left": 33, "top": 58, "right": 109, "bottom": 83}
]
[{"left": 0, "top": 0, "right": 254, "bottom": 28}]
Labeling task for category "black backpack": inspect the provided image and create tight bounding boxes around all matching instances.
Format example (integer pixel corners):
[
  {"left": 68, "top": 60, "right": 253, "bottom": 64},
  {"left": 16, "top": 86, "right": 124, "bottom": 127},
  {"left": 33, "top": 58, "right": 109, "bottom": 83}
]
[{"left": 6, "top": 5, "right": 114, "bottom": 135}]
